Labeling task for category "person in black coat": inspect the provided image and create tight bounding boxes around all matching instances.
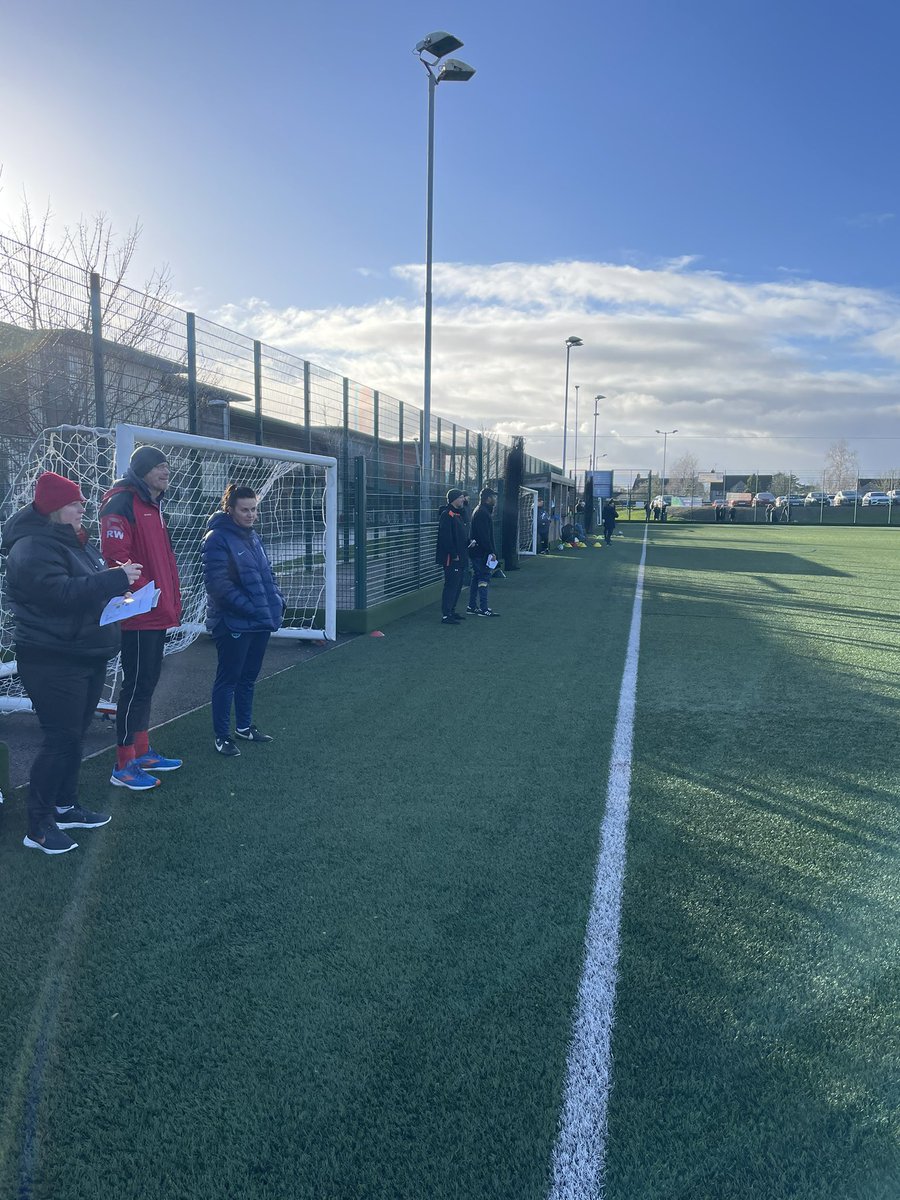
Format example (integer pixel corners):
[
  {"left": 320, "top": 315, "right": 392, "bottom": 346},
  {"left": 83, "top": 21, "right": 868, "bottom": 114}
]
[
  {"left": 2, "top": 472, "right": 141, "bottom": 854},
  {"left": 466, "top": 487, "right": 500, "bottom": 617},
  {"left": 537, "top": 496, "right": 551, "bottom": 553},
  {"left": 202, "top": 483, "right": 285, "bottom": 756},
  {"left": 434, "top": 489, "right": 468, "bottom": 624},
  {"left": 602, "top": 499, "right": 618, "bottom": 544}
]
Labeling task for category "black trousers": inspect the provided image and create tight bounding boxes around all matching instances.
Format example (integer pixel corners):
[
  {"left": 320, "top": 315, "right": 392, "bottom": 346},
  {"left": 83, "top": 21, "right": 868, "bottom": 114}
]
[
  {"left": 116, "top": 628, "right": 167, "bottom": 747},
  {"left": 16, "top": 649, "right": 107, "bottom": 833},
  {"left": 441, "top": 561, "right": 464, "bottom": 617}
]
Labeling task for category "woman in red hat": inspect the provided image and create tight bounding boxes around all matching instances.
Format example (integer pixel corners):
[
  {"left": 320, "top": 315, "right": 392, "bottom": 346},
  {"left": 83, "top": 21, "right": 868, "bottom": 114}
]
[{"left": 1, "top": 472, "right": 142, "bottom": 854}]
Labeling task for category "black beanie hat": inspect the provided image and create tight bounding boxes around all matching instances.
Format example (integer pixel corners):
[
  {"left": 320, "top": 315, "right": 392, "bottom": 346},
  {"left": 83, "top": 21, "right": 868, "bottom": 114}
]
[
  {"left": 129, "top": 446, "right": 167, "bottom": 478},
  {"left": 446, "top": 488, "right": 464, "bottom": 504}
]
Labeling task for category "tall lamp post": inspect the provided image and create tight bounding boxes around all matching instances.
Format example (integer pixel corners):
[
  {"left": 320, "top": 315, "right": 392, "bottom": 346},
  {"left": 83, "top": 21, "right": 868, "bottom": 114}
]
[
  {"left": 591, "top": 394, "right": 605, "bottom": 468},
  {"left": 561, "top": 335, "right": 582, "bottom": 474},
  {"left": 656, "top": 428, "right": 678, "bottom": 497},
  {"left": 573, "top": 384, "right": 580, "bottom": 486},
  {"left": 415, "top": 31, "right": 476, "bottom": 480}
]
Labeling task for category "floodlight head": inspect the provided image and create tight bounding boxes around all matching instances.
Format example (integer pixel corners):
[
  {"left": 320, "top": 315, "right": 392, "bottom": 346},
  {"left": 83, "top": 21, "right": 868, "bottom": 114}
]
[
  {"left": 594, "top": 393, "right": 605, "bottom": 400},
  {"left": 416, "top": 31, "right": 464, "bottom": 59},
  {"left": 566, "top": 336, "right": 583, "bottom": 348},
  {"left": 438, "top": 58, "right": 476, "bottom": 82}
]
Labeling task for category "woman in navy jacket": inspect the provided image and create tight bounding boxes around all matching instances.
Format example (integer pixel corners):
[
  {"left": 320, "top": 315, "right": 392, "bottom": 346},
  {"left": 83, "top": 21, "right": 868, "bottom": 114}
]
[{"left": 202, "top": 484, "right": 285, "bottom": 757}]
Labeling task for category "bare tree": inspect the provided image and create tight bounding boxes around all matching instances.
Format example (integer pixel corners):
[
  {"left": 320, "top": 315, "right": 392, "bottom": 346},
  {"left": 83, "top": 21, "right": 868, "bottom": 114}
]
[
  {"left": 823, "top": 439, "right": 860, "bottom": 493},
  {"left": 0, "top": 190, "right": 184, "bottom": 437},
  {"left": 668, "top": 451, "right": 701, "bottom": 499},
  {"left": 877, "top": 468, "right": 900, "bottom": 492}
]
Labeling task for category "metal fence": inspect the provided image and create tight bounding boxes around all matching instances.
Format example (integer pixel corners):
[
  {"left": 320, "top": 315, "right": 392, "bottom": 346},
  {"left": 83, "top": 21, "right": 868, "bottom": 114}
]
[{"left": 0, "top": 235, "right": 563, "bottom": 612}]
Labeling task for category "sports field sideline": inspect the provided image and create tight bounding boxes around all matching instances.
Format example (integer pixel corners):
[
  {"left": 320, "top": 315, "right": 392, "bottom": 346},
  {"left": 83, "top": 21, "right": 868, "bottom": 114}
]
[{"left": 1, "top": 523, "right": 897, "bottom": 1199}]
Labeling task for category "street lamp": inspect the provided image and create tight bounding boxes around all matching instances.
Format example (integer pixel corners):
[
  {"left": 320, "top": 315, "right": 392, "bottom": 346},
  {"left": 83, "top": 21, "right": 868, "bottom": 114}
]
[
  {"left": 591, "top": 394, "right": 606, "bottom": 469},
  {"left": 656, "top": 428, "right": 678, "bottom": 497},
  {"left": 573, "top": 384, "right": 580, "bottom": 484},
  {"left": 561, "top": 335, "right": 582, "bottom": 474},
  {"left": 415, "top": 31, "right": 476, "bottom": 480},
  {"left": 208, "top": 398, "right": 231, "bottom": 441}
]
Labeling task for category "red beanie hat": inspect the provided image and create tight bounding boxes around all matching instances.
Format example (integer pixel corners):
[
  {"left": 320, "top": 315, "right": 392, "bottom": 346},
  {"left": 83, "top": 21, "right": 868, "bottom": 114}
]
[{"left": 33, "top": 472, "right": 85, "bottom": 516}]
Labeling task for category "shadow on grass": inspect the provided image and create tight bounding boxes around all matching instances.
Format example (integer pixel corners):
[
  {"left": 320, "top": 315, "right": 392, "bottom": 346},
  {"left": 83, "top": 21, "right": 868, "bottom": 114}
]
[{"left": 604, "top": 528, "right": 900, "bottom": 1200}]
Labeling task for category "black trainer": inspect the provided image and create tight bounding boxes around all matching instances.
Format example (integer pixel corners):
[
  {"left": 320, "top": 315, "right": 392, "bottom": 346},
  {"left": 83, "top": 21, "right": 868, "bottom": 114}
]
[
  {"left": 476, "top": 609, "right": 500, "bottom": 617},
  {"left": 215, "top": 737, "right": 241, "bottom": 757},
  {"left": 441, "top": 615, "right": 457, "bottom": 625},
  {"left": 23, "top": 821, "right": 78, "bottom": 855},
  {"left": 449, "top": 613, "right": 465, "bottom": 622},
  {"left": 235, "top": 725, "right": 273, "bottom": 743},
  {"left": 465, "top": 606, "right": 479, "bottom": 615},
  {"left": 55, "top": 804, "right": 112, "bottom": 829}
]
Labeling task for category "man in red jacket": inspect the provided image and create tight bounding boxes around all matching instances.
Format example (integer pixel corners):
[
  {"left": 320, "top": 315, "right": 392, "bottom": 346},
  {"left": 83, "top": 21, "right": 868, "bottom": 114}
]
[{"left": 100, "top": 446, "right": 183, "bottom": 790}]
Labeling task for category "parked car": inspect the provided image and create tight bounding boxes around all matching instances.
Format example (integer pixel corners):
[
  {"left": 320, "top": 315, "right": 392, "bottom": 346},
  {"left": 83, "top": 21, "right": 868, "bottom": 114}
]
[
  {"left": 833, "top": 490, "right": 861, "bottom": 506},
  {"left": 752, "top": 492, "right": 777, "bottom": 507},
  {"left": 888, "top": 490, "right": 900, "bottom": 506},
  {"left": 804, "top": 492, "right": 832, "bottom": 506},
  {"left": 861, "top": 491, "right": 890, "bottom": 506},
  {"left": 775, "top": 495, "right": 804, "bottom": 507}
]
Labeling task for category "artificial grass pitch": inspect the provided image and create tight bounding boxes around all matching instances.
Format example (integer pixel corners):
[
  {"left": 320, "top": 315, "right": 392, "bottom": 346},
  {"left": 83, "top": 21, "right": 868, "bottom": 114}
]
[
  {"left": 605, "top": 525, "right": 900, "bottom": 1200},
  {"left": 1, "top": 524, "right": 897, "bottom": 1199},
  {"left": 0, "top": 536, "right": 639, "bottom": 1200}
]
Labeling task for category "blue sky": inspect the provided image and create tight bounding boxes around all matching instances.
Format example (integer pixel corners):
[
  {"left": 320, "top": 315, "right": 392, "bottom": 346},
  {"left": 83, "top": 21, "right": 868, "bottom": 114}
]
[{"left": 2, "top": 0, "right": 900, "bottom": 477}]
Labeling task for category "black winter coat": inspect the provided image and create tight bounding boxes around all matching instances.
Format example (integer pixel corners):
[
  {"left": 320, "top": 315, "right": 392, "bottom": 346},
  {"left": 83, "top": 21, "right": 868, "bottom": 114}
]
[
  {"left": 468, "top": 503, "right": 496, "bottom": 560},
  {"left": 1, "top": 505, "right": 130, "bottom": 659},
  {"left": 434, "top": 505, "right": 468, "bottom": 567}
]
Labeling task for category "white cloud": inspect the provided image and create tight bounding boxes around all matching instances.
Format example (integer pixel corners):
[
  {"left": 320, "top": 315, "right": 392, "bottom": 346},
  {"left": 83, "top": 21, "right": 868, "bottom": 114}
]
[
  {"left": 214, "top": 258, "right": 900, "bottom": 477},
  {"left": 845, "top": 212, "right": 895, "bottom": 229}
]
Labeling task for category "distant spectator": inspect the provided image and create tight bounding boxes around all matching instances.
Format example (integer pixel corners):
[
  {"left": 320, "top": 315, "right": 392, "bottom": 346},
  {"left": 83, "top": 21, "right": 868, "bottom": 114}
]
[
  {"left": 537, "top": 496, "right": 551, "bottom": 553},
  {"left": 434, "top": 489, "right": 468, "bottom": 625},
  {"left": 602, "top": 499, "right": 618, "bottom": 544},
  {"left": 467, "top": 487, "right": 500, "bottom": 617}
]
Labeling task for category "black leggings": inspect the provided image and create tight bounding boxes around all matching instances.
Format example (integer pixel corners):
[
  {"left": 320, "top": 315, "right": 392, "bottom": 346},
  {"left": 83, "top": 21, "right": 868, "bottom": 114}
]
[
  {"left": 16, "top": 650, "right": 106, "bottom": 832},
  {"left": 116, "top": 628, "right": 167, "bottom": 747}
]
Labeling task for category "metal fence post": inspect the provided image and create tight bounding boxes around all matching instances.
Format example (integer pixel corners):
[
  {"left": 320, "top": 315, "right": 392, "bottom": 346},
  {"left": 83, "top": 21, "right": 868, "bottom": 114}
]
[
  {"left": 253, "top": 340, "right": 264, "bottom": 445},
  {"left": 303, "top": 360, "right": 312, "bottom": 452},
  {"left": 186, "top": 312, "right": 198, "bottom": 434},
  {"left": 342, "top": 377, "right": 351, "bottom": 563},
  {"left": 477, "top": 433, "right": 484, "bottom": 494},
  {"left": 354, "top": 455, "right": 367, "bottom": 610},
  {"left": 89, "top": 272, "right": 106, "bottom": 427}
]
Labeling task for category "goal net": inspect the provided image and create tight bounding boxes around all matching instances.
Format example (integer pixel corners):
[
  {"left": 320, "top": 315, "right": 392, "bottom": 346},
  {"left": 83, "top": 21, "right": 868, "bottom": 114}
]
[
  {"left": 0, "top": 424, "right": 337, "bottom": 713},
  {"left": 518, "top": 486, "right": 538, "bottom": 555}
]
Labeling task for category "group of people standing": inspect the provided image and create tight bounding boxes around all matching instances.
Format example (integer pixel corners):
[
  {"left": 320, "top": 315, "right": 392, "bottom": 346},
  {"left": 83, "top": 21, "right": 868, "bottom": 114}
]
[
  {"left": 435, "top": 487, "right": 501, "bottom": 624},
  {"left": 2, "top": 446, "right": 285, "bottom": 856}
]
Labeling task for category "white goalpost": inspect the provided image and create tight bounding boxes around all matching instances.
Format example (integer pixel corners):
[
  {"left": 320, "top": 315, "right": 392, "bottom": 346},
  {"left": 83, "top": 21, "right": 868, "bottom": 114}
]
[
  {"left": 518, "top": 486, "right": 538, "bottom": 555},
  {"left": 0, "top": 424, "right": 338, "bottom": 713}
]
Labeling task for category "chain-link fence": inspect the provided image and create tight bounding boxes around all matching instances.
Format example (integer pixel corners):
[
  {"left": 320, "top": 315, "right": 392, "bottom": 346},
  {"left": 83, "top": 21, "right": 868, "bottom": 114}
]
[{"left": 0, "top": 235, "right": 564, "bottom": 617}]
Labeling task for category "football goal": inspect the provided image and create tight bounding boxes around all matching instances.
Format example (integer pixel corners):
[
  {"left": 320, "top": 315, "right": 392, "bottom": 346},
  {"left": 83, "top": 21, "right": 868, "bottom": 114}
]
[
  {"left": 518, "top": 486, "right": 538, "bottom": 555},
  {"left": 0, "top": 424, "right": 337, "bottom": 713}
]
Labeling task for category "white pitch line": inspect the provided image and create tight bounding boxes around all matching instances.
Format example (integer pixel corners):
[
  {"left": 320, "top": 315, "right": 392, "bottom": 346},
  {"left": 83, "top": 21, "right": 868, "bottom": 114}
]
[{"left": 547, "top": 523, "right": 649, "bottom": 1200}]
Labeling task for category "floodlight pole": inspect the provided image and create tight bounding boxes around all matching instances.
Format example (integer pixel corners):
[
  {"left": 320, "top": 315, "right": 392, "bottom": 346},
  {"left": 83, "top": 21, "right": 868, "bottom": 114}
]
[
  {"left": 573, "top": 384, "right": 580, "bottom": 486},
  {"left": 422, "top": 67, "right": 437, "bottom": 480},
  {"left": 416, "top": 33, "right": 475, "bottom": 482},
  {"left": 656, "top": 427, "right": 678, "bottom": 498},
  {"left": 561, "top": 336, "right": 582, "bottom": 475},
  {"left": 591, "top": 393, "right": 605, "bottom": 469}
]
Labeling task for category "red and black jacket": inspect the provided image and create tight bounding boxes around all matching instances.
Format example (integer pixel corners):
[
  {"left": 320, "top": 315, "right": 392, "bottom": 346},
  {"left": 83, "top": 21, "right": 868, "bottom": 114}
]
[{"left": 99, "top": 475, "right": 182, "bottom": 630}]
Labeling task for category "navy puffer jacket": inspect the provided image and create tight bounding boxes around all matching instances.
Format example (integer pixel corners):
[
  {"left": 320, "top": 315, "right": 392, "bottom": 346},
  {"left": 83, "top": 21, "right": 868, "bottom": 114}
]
[{"left": 202, "top": 513, "right": 285, "bottom": 634}]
